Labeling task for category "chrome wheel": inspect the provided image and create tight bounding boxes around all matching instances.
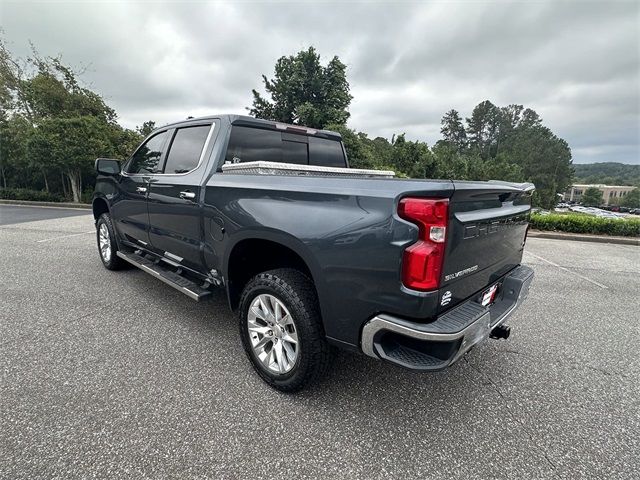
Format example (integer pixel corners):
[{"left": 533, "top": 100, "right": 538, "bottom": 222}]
[
  {"left": 98, "top": 223, "right": 111, "bottom": 262},
  {"left": 247, "top": 294, "right": 299, "bottom": 374}
]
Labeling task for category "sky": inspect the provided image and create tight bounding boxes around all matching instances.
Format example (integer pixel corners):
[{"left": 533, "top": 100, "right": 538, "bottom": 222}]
[{"left": 1, "top": 0, "right": 639, "bottom": 164}]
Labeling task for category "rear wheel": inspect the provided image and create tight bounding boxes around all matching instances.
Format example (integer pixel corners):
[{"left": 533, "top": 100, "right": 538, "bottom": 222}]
[
  {"left": 238, "top": 268, "right": 331, "bottom": 392},
  {"left": 96, "top": 213, "right": 125, "bottom": 270}
]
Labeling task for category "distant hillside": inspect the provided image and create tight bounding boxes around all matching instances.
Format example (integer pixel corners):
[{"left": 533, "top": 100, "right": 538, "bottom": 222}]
[{"left": 573, "top": 162, "right": 640, "bottom": 186}]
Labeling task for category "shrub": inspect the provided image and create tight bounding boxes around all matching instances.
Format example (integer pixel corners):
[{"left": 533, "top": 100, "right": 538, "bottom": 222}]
[
  {"left": 530, "top": 213, "right": 640, "bottom": 237},
  {"left": 0, "top": 188, "right": 66, "bottom": 203},
  {"left": 81, "top": 188, "right": 94, "bottom": 204}
]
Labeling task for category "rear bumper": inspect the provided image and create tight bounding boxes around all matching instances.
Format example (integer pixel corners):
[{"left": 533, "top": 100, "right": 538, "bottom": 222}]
[{"left": 360, "top": 265, "right": 534, "bottom": 370}]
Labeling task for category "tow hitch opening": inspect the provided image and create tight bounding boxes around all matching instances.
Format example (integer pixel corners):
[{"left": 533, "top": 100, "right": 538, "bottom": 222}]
[{"left": 490, "top": 324, "right": 511, "bottom": 340}]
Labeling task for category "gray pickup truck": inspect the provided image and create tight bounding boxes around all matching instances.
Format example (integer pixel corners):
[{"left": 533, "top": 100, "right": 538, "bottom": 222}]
[{"left": 93, "top": 114, "right": 534, "bottom": 391}]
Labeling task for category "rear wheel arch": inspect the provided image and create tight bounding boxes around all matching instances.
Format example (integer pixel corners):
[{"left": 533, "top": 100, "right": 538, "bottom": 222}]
[{"left": 224, "top": 235, "right": 323, "bottom": 313}]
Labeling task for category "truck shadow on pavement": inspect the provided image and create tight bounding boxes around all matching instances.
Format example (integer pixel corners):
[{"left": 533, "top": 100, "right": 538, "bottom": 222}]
[{"left": 126, "top": 267, "right": 497, "bottom": 409}]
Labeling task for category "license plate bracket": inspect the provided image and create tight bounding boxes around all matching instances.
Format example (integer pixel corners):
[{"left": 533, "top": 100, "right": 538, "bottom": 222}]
[{"left": 480, "top": 283, "right": 500, "bottom": 307}]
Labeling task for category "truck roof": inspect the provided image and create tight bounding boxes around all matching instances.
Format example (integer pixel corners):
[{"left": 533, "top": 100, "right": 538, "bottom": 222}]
[{"left": 158, "top": 114, "right": 343, "bottom": 141}]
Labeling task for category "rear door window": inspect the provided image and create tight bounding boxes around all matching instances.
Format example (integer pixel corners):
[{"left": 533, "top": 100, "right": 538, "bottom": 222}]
[{"left": 163, "top": 125, "right": 211, "bottom": 174}]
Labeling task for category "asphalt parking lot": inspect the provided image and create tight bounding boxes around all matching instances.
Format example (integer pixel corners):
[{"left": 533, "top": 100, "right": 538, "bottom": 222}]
[
  {"left": 0, "top": 204, "right": 89, "bottom": 226},
  {"left": 1, "top": 205, "right": 638, "bottom": 479}
]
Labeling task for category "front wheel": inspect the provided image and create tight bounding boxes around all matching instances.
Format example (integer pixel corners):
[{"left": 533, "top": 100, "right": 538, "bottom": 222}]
[
  {"left": 238, "top": 268, "right": 332, "bottom": 392},
  {"left": 96, "top": 213, "right": 125, "bottom": 270}
]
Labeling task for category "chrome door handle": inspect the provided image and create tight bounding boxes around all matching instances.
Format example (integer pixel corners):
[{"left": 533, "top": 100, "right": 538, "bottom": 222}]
[
  {"left": 136, "top": 186, "right": 147, "bottom": 193},
  {"left": 179, "top": 191, "right": 196, "bottom": 200}
]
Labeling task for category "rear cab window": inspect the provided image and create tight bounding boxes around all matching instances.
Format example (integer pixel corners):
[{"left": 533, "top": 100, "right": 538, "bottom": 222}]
[
  {"left": 163, "top": 125, "right": 211, "bottom": 174},
  {"left": 225, "top": 125, "right": 346, "bottom": 168}
]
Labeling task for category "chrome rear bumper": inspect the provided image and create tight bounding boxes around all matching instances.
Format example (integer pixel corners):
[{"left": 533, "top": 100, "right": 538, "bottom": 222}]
[{"left": 360, "top": 265, "right": 534, "bottom": 370}]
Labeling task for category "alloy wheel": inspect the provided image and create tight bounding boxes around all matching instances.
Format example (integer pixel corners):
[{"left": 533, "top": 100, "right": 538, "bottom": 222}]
[
  {"left": 99, "top": 223, "right": 111, "bottom": 262},
  {"left": 247, "top": 294, "right": 299, "bottom": 374}
]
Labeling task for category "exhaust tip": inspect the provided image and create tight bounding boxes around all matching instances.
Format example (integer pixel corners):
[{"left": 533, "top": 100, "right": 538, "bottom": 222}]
[{"left": 490, "top": 324, "right": 511, "bottom": 340}]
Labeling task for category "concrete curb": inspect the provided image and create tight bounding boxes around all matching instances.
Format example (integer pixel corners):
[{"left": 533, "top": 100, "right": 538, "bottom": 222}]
[
  {"left": 0, "top": 199, "right": 91, "bottom": 210},
  {"left": 529, "top": 230, "right": 639, "bottom": 246}
]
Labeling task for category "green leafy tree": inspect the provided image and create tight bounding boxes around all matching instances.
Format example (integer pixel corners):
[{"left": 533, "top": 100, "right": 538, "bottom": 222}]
[
  {"left": 137, "top": 120, "right": 156, "bottom": 138},
  {"left": 573, "top": 163, "right": 640, "bottom": 186},
  {"left": 28, "top": 116, "right": 112, "bottom": 202},
  {"left": 499, "top": 124, "right": 573, "bottom": 208},
  {"left": 324, "top": 123, "right": 373, "bottom": 169},
  {"left": 0, "top": 114, "right": 32, "bottom": 188},
  {"left": 439, "top": 109, "right": 467, "bottom": 152},
  {"left": 1, "top": 37, "right": 140, "bottom": 201},
  {"left": 249, "top": 47, "right": 352, "bottom": 129},
  {"left": 389, "top": 134, "right": 436, "bottom": 178},
  {"left": 519, "top": 108, "right": 543, "bottom": 129},
  {"left": 102, "top": 124, "right": 142, "bottom": 162},
  {"left": 581, "top": 187, "right": 604, "bottom": 207},
  {"left": 621, "top": 188, "right": 640, "bottom": 208},
  {"left": 18, "top": 54, "right": 116, "bottom": 123},
  {"left": 431, "top": 142, "right": 471, "bottom": 179},
  {"left": 466, "top": 100, "right": 501, "bottom": 158}
]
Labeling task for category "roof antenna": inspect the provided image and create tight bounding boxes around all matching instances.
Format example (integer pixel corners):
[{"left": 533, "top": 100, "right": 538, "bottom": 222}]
[{"left": 187, "top": 116, "right": 194, "bottom": 119}]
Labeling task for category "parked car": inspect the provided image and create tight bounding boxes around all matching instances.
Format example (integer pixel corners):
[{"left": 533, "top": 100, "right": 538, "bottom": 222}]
[{"left": 92, "top": 115, "right": 535, "bottom": 391}]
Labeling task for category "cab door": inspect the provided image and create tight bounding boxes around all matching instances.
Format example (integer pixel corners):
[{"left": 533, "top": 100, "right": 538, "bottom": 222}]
[
  {"left": 147, "top": 122, "right": 215, "bottom": 272},
  {"left": 111, "top": 130, "right": 170, "bottom": 247}
]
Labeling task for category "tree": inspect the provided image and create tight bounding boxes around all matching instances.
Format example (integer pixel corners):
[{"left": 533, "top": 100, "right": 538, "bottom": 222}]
[
  {"left": 249, "top": 47, "right": 352, "bottom": 129},
  {"left": 1, "top": 37, "right": 141, "bottom": 201},
  {"left": 28, "top": 116, "right": 112, "bottom": 202},
  {"left": 137, "top": 120, "right": 156, "bottom": 137},
  {"left": 431, "top": 142, "right": 471, "bottom": 180},
  {"left": 325, "top": 123, "right": 373, "bottom": 170},
  {"left": 466, "top": 100, "right": 501, "bottom": 158},
  {"left": 621, "top": 188, "right": 640, "bottom": 208},
  {"left": 573, "top": 163, "right": 640, "bottom": 186},
  {"left": 0, "top": 115, "right": 32, "bottom": 188},
  {"left": 388, "top": 134, "right": 436, "bottom": 179},
  {"left": 440, "top": 109, "right": 467, "bottom": 151},
  {"left": 581, "top": 187, "right": 604, "bottom": 207}
]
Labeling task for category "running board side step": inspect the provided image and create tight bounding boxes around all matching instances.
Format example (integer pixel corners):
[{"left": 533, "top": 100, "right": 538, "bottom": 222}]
[{"left": 116, "top": 251, "right": 212, "bottom": 301}]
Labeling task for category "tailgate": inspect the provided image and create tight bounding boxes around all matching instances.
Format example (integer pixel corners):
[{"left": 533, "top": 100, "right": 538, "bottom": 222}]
[{"left": 437, "top": 181, "right": 534, "bottom": 313}]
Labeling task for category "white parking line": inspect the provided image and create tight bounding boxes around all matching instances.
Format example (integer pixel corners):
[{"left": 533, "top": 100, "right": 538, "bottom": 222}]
[
  {"left": 36, "top": 231, "right": 95, "bottom": 243},
  {"left": 525, "top": 251, "right": 608, "bottom": 289}
]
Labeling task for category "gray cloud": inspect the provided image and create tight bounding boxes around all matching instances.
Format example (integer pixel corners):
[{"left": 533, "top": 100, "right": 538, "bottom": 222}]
[{"left": 1, "top": 0, "right": 638, "bottom": 164}]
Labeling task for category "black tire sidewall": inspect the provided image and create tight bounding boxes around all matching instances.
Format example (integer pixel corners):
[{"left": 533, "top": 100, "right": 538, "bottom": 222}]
[
  {"left": 96, "top": 213, "right": 121, "bottom": 270},
  {"left": 238, "top": 270, "right": 327, "bottom": 391}
]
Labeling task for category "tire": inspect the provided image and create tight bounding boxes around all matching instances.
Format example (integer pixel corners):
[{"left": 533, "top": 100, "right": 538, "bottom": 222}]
[
  {"left": 238, "top": 268, "right": 332, "bottom": 392},
  {"left": 96, "top": 213, "right": 125, "bottom": 271}
]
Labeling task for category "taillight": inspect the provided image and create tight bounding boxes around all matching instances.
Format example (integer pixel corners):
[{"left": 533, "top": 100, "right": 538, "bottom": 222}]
[{"left": 398, "top": 197, "right": 449, "bottom": 291}]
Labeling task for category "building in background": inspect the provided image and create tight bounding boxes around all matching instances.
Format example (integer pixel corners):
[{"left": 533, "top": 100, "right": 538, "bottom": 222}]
[{"left": 565, "top": 184, "right": 637, "bottom": 205}]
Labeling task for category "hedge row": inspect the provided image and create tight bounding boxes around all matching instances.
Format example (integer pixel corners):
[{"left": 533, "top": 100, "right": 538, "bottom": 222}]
[
  {"left": 0, "top": 188, "right": 65, "bottom": 203},
  {"left": 530, "top": 213, "right": 640, "bottom": 237}
]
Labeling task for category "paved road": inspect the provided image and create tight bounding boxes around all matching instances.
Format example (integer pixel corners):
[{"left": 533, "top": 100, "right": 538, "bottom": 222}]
[
  {"left": 0, "top": 204, "right": 89, "bottom": 226},
  {"left": 1, "top": 207, "right": 638, "bottom": 479}
]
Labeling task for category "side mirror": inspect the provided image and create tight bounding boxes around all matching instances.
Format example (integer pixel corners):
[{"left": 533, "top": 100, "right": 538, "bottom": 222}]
[{"left": 95, "top": 158, "right": 121, "bottom": 176}]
